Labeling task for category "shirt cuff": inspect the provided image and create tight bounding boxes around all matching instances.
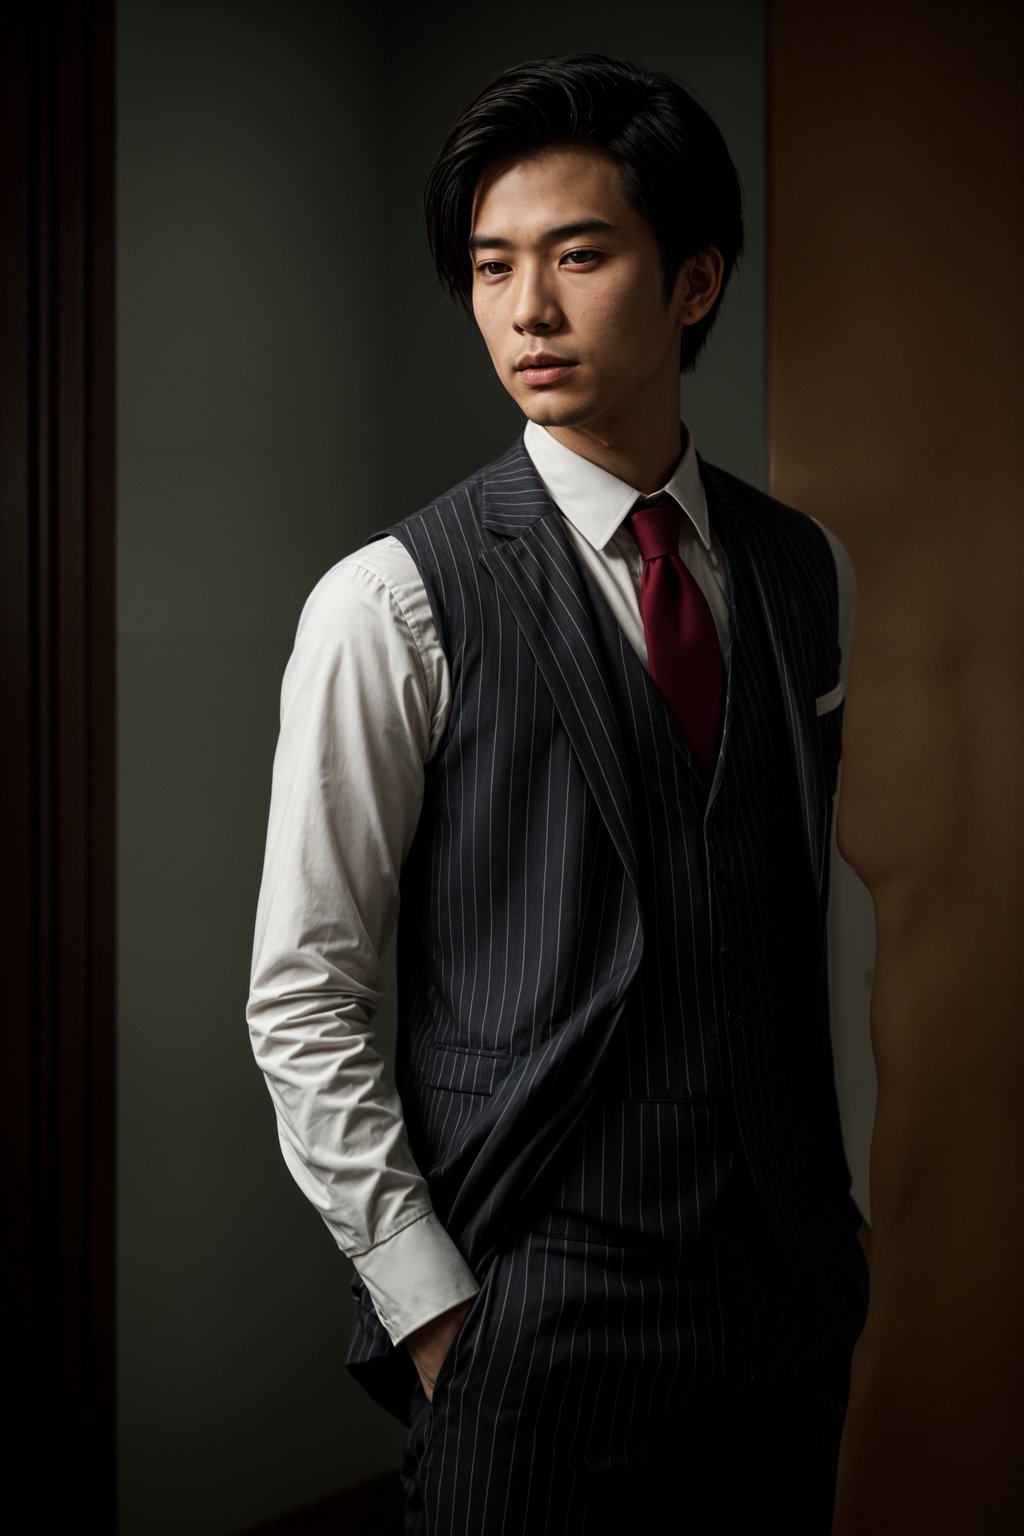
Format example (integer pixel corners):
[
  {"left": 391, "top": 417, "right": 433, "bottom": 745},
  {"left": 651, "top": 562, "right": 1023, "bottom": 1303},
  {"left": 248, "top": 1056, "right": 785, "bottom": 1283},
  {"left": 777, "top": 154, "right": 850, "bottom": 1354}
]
[{"left": 352, "top": 1209, "right": 481, "bottom": 1346}]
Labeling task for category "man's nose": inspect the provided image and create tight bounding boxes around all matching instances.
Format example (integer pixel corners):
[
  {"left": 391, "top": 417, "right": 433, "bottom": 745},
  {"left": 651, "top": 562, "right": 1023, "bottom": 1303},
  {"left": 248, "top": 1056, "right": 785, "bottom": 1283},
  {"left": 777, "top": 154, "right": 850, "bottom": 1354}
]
[{"left": 511, "top": 266, "right": 563, "bottom": 334}]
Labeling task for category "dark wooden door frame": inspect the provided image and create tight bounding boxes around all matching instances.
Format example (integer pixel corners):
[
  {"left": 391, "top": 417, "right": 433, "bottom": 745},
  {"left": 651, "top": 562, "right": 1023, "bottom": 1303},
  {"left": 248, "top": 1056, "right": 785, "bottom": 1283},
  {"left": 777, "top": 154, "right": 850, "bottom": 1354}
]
[{"left": 1, "top": 0, "right": 116, "bottom": 1522}]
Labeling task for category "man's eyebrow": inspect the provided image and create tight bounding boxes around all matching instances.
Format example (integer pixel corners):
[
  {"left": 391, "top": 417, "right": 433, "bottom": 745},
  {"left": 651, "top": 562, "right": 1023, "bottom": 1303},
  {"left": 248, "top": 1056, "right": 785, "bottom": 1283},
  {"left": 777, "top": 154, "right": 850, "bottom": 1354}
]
[{"left": 468, "top": 218, "right": 617, "bottom": 253}]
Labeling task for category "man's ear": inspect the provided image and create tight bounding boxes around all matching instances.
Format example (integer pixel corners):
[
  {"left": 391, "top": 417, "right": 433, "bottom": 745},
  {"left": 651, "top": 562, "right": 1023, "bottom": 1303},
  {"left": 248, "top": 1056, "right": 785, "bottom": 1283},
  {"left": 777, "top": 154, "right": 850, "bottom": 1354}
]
[{"left": 673, "top": 246, "right": 725, "bottom": 326}]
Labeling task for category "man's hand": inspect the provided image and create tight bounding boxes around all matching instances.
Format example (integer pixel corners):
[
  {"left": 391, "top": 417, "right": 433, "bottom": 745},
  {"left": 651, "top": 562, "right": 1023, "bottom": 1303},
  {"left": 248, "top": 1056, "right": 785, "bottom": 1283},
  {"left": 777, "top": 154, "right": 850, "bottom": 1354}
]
[{"left": 404, "top": 1298, "right": 474, "bottom": 1403}]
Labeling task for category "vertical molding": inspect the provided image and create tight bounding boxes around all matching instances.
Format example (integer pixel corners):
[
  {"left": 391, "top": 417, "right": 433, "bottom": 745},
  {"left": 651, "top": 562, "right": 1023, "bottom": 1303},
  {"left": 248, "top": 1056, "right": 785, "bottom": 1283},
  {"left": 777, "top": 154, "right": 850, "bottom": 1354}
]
[{"left": 0, "top": 0, "right": 115, "bottom": 1523}]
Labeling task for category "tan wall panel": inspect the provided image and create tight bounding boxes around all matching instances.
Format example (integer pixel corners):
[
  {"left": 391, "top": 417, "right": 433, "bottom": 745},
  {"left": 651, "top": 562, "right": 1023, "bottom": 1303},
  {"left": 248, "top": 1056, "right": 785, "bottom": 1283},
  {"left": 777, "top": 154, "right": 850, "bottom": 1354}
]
[{"left": 769, "top": 2, "right": 1024, "bottom": 1528}]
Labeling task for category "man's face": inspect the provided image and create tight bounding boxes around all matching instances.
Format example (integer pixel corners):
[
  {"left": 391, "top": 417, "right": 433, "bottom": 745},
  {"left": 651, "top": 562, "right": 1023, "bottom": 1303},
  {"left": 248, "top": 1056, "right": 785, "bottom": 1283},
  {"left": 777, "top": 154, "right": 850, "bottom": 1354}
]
[{"left": 469, "top": 146, "right": 688, "bottom": 447}]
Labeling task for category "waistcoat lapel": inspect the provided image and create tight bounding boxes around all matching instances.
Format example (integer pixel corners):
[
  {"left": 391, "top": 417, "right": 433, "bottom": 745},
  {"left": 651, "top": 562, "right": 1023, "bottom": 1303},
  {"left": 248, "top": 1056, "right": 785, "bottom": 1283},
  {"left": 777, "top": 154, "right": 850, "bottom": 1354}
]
[{"left": 478, "top": 437, "right": 640, "bottom": 895}]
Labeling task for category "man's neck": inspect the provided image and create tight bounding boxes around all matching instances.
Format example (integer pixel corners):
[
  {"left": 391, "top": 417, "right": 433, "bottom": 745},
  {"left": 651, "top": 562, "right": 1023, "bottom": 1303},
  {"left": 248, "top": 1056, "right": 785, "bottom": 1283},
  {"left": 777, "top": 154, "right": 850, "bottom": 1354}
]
[{"left": 541, "top": 414, "right": 686, "bottom": 495}]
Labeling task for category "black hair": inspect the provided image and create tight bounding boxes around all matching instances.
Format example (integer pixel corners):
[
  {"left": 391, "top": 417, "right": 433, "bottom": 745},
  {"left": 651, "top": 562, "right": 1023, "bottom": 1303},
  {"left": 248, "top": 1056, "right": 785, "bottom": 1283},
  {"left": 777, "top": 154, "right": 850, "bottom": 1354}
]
[{"left": 423, "top": 52, "right": 745, "bottom": 373}]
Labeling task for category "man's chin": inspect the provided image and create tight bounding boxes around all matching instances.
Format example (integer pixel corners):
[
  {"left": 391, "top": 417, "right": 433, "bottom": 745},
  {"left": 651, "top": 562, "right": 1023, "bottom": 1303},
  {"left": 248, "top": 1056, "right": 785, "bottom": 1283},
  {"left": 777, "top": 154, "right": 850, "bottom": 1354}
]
[{"left": 519, "top": 397, "right": 594, "bottom": 430}]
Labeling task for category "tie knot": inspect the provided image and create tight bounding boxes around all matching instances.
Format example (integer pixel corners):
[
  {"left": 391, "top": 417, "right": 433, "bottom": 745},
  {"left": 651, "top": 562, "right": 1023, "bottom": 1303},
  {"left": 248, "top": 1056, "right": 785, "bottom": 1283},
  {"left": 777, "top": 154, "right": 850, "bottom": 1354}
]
[{"left": 626, "top": 495, "right": 683, "bottom": 561}]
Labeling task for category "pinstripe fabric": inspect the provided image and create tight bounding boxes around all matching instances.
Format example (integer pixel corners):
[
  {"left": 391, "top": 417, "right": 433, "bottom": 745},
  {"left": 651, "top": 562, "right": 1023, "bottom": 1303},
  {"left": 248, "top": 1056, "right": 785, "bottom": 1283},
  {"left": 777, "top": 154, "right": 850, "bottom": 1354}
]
[{"left": 345, "top": 435, "right": 867, "bottom": 1526}]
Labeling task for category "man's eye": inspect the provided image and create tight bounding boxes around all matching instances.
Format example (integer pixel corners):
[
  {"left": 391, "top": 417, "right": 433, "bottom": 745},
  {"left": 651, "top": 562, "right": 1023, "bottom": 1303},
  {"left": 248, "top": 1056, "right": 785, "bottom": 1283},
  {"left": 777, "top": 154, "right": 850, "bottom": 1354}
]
[
  {"left": 563, "top": 249, "right": 599, "bottom": 265},
  {"left": 477, "top": 262, "right": 509, "bottom": 277}
]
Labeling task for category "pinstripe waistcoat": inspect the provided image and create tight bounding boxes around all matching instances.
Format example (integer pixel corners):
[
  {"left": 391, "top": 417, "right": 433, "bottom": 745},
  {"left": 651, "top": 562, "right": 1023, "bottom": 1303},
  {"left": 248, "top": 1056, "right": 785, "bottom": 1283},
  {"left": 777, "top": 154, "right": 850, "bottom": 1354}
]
[{"left": 347, "top": 433, "right": 865, "bottom": 1423}]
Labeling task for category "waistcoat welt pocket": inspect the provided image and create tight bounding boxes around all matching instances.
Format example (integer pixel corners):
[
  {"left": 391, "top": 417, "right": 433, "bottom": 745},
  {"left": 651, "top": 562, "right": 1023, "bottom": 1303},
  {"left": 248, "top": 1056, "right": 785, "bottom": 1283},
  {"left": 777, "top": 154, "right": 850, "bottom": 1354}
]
[
  {"left": 610, "top": 1090, "right": 723, "bottom": 1105},
  {"left": 411, "top": 1039, "right": 515, "bottom": 1097}
]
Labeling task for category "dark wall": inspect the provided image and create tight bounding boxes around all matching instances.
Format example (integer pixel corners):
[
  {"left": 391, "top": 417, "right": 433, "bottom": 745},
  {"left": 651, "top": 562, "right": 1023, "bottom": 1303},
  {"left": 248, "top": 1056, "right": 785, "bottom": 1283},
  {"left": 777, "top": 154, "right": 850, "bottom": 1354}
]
[{"left": 116, "top": 2, "right": 767, "bottom": 1530}]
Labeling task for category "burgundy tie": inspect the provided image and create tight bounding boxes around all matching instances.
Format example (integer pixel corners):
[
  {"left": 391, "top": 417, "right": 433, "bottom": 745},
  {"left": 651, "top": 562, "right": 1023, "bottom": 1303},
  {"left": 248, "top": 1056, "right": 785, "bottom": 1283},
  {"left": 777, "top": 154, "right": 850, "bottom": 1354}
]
[{"left": 626, "top": 495, "right": 723, "bottom": 780}]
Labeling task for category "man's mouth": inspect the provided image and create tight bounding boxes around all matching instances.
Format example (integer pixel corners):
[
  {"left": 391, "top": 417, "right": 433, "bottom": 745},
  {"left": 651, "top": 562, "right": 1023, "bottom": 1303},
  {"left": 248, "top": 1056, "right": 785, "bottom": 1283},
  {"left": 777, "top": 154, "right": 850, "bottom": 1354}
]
[{"left": 515, "top": 354, "right": 578, "bottom": 385}]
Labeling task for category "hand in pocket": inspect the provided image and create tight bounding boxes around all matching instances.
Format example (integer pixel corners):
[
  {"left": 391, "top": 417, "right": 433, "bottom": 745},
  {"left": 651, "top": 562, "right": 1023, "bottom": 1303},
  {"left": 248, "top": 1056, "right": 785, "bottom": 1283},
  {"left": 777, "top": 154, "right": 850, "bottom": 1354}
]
[{"left": 405, "top": 1297, "right": 474, "bottom": 1403}]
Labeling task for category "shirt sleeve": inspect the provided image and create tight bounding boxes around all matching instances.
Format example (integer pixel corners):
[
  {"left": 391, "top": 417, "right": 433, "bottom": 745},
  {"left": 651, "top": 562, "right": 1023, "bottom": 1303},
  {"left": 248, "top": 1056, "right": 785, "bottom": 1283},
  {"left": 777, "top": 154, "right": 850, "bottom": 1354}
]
[
  {"left": 811, "top": 519, "right": 857, "bottom": 709},
  {"left": 246, "top": 536, "right": 478, "bottom": 1345},
  {"left": 809, "top": 520, "right": 867, "bottom": 1234}
]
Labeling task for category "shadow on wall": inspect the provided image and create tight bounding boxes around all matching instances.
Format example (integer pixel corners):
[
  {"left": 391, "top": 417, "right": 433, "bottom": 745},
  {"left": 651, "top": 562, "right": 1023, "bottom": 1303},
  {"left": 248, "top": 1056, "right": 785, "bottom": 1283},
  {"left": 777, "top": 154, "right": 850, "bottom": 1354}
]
[{"left": 230, "top": 1472, "right": 402, "bottom": 1535}]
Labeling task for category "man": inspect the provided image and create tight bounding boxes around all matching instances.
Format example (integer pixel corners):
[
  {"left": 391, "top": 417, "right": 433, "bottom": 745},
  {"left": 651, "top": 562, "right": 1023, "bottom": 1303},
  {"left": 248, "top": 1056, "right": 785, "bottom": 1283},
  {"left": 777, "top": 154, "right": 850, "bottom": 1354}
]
[{"left": 247, "top": 52, "right": 869, "bottom": 1534}]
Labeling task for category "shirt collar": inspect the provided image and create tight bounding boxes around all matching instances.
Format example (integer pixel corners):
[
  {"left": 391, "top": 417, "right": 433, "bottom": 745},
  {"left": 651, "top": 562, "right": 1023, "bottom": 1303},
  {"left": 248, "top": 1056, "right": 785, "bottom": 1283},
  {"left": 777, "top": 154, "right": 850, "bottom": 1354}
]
[{"left": 522, "top": 418, "right": 711, "bottom": 552}]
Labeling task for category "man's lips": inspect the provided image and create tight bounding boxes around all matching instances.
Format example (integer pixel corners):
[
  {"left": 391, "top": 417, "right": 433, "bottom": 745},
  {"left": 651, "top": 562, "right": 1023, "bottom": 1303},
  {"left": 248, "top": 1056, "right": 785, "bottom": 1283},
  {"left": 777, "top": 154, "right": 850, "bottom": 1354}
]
[{"left": 515, "top": 356, "right": 578, "bottom": 384}]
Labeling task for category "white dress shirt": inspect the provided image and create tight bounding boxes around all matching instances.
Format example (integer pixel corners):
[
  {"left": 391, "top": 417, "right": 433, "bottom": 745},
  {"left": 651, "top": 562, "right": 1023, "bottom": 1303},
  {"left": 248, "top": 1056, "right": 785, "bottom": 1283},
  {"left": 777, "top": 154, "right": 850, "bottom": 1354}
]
[{"left": 246, "top": 420, "right": 855, "bottom": 1347}]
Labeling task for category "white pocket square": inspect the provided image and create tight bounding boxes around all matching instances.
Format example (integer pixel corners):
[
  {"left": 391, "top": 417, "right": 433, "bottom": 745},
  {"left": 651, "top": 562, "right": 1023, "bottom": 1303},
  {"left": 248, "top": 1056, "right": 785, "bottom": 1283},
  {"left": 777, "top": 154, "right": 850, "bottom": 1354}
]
[{"left": 815, "top": 680, "right": 846, "bottom": 716}]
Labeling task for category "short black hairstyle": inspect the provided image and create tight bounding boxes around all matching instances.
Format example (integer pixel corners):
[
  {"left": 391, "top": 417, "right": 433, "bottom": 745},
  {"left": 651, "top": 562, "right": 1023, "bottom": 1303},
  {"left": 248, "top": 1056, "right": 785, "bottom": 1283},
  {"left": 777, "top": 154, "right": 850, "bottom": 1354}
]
[{"left": 424, "top": 52, "right": 745, "bottom": 374}]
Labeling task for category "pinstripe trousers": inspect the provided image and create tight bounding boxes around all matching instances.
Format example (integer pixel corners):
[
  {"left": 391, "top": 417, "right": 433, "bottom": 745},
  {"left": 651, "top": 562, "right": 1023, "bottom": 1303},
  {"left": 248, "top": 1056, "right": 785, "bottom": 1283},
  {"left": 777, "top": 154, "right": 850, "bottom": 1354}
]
[
  {"left": 400, "top": 1174, "right": 853, "bottom": 1534},
  {"left": 400, "top": 1148, "right": 856, "bottom": 1535}
]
